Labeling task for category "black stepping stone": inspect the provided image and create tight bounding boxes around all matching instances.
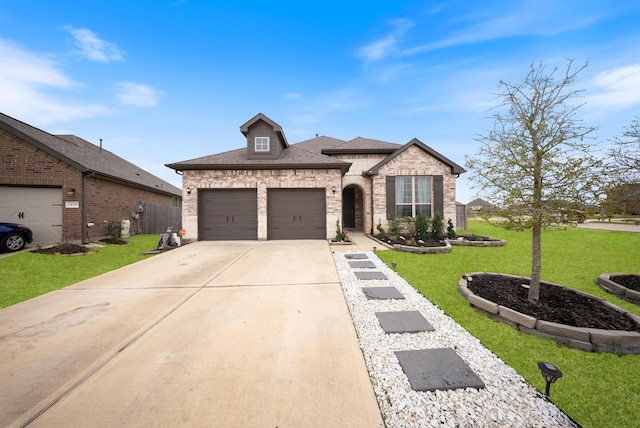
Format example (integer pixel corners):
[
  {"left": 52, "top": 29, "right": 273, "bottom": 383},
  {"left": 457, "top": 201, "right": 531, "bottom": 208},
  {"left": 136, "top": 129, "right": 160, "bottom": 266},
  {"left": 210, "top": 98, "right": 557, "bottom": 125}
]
[
  {"left": 361, "top": 287, "right": 404, "bottom": 300},
  {"left": 394, "top": 348, "right": 485, "bottom": 392},
  {"left": 375, "top": 311, "right": 435, "bottom": 333},
  {"left": 355, "top": 271, "right": 388, "bottom": 280},
  {"left": 345, "top": 253, "right": 368, "bottom": 260},
  {"left": 349, "top": 260, "right": 377, "bottom": 269}
]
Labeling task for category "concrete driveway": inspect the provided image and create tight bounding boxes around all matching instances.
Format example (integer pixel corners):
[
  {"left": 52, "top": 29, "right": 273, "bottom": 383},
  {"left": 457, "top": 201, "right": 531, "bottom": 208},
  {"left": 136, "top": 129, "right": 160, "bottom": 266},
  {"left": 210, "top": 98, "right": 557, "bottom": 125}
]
[{"left": 0, "top": 241, "right": 383, "bottom": 427}]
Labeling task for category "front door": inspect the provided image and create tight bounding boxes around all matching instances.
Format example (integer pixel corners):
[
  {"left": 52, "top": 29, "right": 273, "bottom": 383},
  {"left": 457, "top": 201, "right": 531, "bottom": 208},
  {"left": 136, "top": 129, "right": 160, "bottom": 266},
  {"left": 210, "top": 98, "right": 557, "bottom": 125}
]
[{"left": 342, "top": 187, "right": 355, "bottom": 228}]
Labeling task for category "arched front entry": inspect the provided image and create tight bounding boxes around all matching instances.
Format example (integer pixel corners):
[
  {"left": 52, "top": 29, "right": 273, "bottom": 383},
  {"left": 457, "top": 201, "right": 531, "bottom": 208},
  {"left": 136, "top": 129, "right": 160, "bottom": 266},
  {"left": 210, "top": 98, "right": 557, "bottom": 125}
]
[{"left": 342, "top": 185, "right": 364, "bottom": 231}]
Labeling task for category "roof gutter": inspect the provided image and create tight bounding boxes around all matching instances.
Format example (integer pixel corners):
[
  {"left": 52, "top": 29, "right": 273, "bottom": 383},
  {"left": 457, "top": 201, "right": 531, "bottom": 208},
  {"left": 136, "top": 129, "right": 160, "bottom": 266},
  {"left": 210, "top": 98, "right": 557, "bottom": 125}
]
[{"left": 166, "top": 162, "right": 352, "bottom": 175}]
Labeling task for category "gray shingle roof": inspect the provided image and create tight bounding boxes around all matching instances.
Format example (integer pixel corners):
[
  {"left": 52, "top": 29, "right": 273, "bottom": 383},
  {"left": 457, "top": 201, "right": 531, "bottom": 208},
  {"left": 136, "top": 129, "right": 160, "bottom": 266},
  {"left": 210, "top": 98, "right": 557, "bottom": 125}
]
[
  {"left": 292, "top": 136, "right": 401, "bottom": 155},
  {"left": 292, "top": 136, "right": 347, "bottom": 154},
  {"left": 165, "top": 114, "right": 464, "bottom": 177},
  {"left": 166, "top": 145, "right": 351, "bottom": 172},
  {"left": 0, "top": 112, "right": 181, "bottom": 196}
]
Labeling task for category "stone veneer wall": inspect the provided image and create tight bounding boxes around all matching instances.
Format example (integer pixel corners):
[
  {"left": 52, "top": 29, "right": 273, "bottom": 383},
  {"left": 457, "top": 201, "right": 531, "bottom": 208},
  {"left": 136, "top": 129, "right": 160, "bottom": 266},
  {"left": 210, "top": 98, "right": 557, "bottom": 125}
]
[
  {"left": 181, "top": 168, "right": 343, "bottom": 241},
  {"left": 333, "top": 153, "right": 388, "bottom": 233},
  {"left": 373, "top": 145, "right": 459, "bottom": 230}
]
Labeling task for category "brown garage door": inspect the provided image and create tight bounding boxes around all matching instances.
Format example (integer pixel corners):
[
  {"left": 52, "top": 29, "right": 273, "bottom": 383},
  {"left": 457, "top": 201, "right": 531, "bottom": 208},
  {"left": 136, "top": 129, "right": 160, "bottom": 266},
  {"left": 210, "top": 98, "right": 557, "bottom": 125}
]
[
  {"left": 199, "top": 189, "right": 257, "bottom": 240},
  {"left": 268, "top": 189, "right": 326, "bottom": 240}
]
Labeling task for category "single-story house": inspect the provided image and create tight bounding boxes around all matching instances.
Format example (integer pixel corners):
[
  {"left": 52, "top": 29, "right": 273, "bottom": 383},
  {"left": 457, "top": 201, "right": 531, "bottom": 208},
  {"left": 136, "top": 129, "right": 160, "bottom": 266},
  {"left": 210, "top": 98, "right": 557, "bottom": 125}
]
[
  {"left": 466, "top": 198, "right": 495, "bottom": 216},
  {"left": 166, "top": 113, "right": 465, "bottom": 241},
  {"left": 0, "top": 112, "right": 182, "bottom": 245}
]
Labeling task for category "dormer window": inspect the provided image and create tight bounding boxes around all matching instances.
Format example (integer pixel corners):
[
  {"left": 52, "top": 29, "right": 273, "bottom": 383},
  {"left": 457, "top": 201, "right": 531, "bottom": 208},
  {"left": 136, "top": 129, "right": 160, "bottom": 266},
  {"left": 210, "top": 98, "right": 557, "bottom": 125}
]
[{"left": 255, "top": 137, "right": 270, "bottom": 152}]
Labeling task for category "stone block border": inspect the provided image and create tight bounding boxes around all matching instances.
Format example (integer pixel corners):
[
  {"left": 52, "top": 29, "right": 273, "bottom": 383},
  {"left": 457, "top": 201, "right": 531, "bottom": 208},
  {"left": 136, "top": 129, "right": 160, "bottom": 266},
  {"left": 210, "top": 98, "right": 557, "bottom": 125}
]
[
  {"left": 447, "top": 235, "right": 506, "bottom": 247},
  {"left": 458, "top": 272, "right": 640, "bottom": 355},
  {"left": 596, "top": 273, "right": 640, "bottom": 305},
  {"left": 367, "top": 235, "right": 451, "bottom": 254}
]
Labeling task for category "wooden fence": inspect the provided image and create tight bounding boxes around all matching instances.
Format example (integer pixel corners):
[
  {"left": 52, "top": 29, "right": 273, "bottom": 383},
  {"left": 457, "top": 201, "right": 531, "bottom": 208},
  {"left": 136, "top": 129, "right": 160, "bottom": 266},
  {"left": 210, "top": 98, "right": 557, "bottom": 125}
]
[
  {"left": 142, "top": 203, "right": 182, "bottom": 234},
  {"left": 456, "top": 203, "right": 467, "bottom": 231}
]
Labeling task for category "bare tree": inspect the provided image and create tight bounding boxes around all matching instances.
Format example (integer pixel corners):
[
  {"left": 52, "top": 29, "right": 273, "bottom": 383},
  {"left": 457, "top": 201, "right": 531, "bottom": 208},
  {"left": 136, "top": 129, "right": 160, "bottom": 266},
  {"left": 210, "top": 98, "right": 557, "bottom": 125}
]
[
  {"left": 465, "top": 60, "right": 599, "bottom": 303},
  {"left": 610, "top": 114, "right": 640, "bottom": 183}
]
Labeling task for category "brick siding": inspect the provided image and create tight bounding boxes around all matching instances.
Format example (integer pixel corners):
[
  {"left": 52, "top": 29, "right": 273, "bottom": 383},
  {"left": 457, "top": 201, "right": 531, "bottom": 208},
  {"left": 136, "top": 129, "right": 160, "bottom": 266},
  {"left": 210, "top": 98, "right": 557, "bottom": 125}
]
[
  {"left": 181, "top": 168, "right": 343, "bottom": 241},
  {"left": 1, "top": 128, "right": 177, "bottom": 242}
]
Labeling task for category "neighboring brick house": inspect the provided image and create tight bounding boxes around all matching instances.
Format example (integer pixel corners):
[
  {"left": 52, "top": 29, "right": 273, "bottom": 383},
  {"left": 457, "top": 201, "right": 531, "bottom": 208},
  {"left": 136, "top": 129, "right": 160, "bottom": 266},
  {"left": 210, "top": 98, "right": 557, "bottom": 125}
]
[
  {"left": 166, "top": 113, "right": 465, "bottom": 241},
  {"left": 0, "top": 112, "right": 182, "bottom": 245}
]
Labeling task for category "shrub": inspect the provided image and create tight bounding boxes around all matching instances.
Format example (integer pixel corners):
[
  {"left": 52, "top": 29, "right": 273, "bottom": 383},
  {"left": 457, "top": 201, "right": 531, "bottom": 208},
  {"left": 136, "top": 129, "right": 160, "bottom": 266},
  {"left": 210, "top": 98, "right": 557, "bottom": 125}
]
[
  {"left": 447, "top": 218, "right": 456, "bottom": 239},
  {"left": 388, "top": 217, "right": 400, "bottom": 239},
  {"left": 415, "top": 212, "right": 430, "bottom": 241},
  {"left": 376, "top": 219, "right": 386, "bottom": 236},
  {"left": 431, "top": 214, "right": 444, "bottom": 239},
  {"left": 335, "top": 220, "right": 345, "bottom": 241}
]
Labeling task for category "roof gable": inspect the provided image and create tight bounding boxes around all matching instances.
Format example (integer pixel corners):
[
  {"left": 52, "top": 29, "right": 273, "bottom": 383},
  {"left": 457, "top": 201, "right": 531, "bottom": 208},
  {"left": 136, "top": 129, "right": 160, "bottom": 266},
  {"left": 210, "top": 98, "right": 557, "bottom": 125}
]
[
  {"left": 366, "top": 138, "right": 465, "bottom": 175},
  {"left": 240, "top": 112, "right": 289, "bottom": 148}
]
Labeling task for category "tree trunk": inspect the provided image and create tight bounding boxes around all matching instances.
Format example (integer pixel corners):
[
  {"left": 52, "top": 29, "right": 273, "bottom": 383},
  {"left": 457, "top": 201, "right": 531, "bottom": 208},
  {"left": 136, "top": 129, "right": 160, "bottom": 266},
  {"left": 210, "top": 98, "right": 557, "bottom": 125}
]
[{"left": 529, "top": 223, "right": 542, "bottom": 302}]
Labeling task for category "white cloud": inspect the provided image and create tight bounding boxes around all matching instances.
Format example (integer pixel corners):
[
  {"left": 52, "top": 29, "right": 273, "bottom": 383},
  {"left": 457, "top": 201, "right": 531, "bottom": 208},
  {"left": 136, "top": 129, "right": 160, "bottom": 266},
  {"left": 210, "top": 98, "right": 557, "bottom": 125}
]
[
  {"left": 115, "top": 81, "right": 164, "bottom": 107},
  {"left": 402, "top": 2, "right": 607, "bottom": 56},
  {"left": 586, "top": 64, "right": 640, "bottom": 109},
  {"left": 358, "top": 19, "right": 414, "bottom": 61},
  {"left": 283, "top": 92, "right": 301, "bottom": 100},
  {"left": 0, "top": 38, "right": 110, "bottom": 124},
  {"left": 64, "top": 26, "right": 125, "bottom": 62}
]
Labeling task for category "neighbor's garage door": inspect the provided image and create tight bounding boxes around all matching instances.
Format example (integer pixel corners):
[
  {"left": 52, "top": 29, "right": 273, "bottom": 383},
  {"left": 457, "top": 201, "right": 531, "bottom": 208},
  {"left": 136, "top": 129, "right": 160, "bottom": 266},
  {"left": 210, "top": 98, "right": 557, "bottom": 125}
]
[
  {"left": 0, "top": 186, "right": 62, "bottom": 244},
  {"left": 199, "top": 189, "right": 257, "bottom": 240},
  {"left": 268, "top": 189, "right": 326, "bottom": 240}
]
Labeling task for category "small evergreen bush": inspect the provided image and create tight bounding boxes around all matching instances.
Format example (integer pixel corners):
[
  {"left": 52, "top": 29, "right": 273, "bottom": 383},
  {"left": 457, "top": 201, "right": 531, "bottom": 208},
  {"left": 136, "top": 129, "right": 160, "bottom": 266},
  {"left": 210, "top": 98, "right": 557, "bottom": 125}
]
[
  {"left": 431, "top": 214, "right": 444, "bottom": 239},
  {"left": 415, "top": 212, "right": 430, "bottom": 241}
]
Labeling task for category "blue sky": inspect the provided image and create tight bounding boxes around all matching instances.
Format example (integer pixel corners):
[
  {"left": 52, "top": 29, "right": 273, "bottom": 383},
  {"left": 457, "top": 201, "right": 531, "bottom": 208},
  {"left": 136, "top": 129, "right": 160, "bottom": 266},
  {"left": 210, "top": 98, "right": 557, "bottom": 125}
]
[{"left": 1, "top": 1, "right": 640, "bottom": 203}]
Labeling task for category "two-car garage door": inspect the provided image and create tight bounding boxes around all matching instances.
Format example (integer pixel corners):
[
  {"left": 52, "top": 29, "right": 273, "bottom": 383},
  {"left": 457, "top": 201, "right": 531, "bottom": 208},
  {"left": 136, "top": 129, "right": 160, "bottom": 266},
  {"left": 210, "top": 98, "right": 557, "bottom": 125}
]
[
  {"left": 0, "top": 186, "right": 62, "bottom": 244},
  {"left": 198, "top": 188, "right": 326, "bottom": 240}
]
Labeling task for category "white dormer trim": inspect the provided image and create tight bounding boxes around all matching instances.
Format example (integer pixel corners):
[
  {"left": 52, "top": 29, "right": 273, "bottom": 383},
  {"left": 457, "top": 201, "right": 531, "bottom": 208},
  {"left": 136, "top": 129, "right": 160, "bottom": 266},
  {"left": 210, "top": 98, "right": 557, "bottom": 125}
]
[{"left": 255, "top": 136, "right": 269, "bottom": 152}]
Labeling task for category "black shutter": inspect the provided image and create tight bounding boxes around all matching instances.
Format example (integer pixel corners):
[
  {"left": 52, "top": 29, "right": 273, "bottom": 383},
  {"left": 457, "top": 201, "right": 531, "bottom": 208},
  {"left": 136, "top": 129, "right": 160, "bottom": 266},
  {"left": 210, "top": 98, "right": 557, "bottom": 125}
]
[
  {"left": 386, "top": 176, "right": 395, "bottom": 218},
  {"left": 434, "top": 175, "right": 443, "bottom": 216}
]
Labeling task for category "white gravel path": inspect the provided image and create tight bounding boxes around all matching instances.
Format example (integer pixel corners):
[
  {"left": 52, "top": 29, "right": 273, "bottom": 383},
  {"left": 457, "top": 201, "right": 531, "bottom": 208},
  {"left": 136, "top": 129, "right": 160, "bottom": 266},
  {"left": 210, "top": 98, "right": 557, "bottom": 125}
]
[{"left": 333, "top": 251, "right": 578, "bottom": 428}]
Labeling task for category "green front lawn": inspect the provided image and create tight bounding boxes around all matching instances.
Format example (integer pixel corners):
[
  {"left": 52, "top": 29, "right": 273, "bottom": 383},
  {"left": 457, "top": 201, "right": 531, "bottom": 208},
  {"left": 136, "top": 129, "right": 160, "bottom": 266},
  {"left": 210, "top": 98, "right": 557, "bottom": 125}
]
[
  {"left": 0, "top": 234, "right": 159, "bottom": 309},
  {"left": 377, "top": 221, "right": 640, "bottom": 428}
]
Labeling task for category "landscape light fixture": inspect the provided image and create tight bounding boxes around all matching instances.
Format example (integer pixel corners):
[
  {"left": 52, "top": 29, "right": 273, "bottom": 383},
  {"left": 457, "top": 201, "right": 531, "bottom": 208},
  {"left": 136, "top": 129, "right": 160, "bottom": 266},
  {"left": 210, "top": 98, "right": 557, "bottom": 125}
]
[
  {"left": 537, "top": 361, "right": 563, "bottom": 397},
  {"left": 67, "top": 188, "right": 76, "bottom": 197}
]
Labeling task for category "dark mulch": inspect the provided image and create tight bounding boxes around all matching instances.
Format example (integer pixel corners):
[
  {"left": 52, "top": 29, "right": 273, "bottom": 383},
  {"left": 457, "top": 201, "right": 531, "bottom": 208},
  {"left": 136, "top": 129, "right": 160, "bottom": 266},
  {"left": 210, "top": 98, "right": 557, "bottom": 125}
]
[
  {"left": 31, "top": 244, "right": 93, "bottom": 255},
  {"left": 467, "top": 273, "right": 639, "bottom": 331},
  {"left": 610, "top": 274, "right": 640, "bottom": 292},
  {"left": 376, "top": 235, "right": 447, "bottom": 247},
  {"left": 99, "top": 238, "right": 129, "bottom": 245},
  {"left": 458, "top": 234, "right": 500, "bottom": 242}
]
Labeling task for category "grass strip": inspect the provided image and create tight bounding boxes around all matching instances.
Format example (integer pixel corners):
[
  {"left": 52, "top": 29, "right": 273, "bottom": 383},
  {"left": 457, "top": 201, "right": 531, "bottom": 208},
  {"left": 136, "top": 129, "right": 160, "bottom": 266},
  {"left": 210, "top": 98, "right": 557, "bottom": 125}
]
[
  {"left": 0, "top": 234, "right": 159, "bottom": 309},
  {"left": 377, "top": 221, "right": 640, "bottom": 428}
]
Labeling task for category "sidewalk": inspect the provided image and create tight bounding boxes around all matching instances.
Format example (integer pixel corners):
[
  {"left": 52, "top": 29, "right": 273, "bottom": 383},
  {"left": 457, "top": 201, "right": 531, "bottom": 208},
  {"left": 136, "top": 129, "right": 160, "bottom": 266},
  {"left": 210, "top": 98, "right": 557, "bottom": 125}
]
[
  {"left": 578, "top": 219, "right": 640, "bottom": 233},
  {"left": 331, "top": 231, "right": 387, "bottom": 252}
]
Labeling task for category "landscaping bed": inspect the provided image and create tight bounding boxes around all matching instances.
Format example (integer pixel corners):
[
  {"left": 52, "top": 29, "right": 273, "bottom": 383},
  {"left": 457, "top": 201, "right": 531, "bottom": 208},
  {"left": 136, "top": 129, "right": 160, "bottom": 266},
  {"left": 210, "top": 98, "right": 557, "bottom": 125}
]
[
  {"left": 597, "top": 273, "right": 640, "bottom": 304},
  {"left": 459, "top": 273, "right": 640, "bottom": 354},
  {"left": 369, "top": 234, "right": 451, "bottom": 254},
  {"left": 31, "top": 243, "right": 95, "bottom": 255},
  {"left": 448, "top": 234, "right": 506, "bottom": 247}
]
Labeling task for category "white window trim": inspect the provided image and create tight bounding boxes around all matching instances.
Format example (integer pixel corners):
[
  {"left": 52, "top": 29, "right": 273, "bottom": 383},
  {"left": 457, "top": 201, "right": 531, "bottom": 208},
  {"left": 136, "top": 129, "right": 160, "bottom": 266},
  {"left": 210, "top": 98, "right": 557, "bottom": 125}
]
[{"left": 255, "top": 137, "right": 270, "bottom": 152}]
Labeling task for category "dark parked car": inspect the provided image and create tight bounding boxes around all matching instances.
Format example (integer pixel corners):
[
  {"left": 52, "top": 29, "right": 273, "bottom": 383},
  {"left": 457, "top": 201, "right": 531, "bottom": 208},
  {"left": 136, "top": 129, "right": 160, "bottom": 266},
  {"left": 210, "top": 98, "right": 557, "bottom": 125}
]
[{"left": 0, "top": 222, "right": 33, "bottom": 252}]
